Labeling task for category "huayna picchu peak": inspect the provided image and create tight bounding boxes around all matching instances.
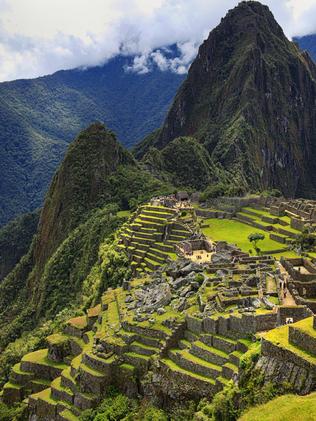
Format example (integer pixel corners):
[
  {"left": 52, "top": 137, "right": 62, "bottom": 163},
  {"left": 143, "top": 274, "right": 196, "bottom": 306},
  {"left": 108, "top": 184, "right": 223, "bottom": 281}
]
[
  {"left": 2, "top": 2, "right": 316, "bottom": 421},
  {"left": 136, "top": 0, "right": 316, "bottom": 199}
]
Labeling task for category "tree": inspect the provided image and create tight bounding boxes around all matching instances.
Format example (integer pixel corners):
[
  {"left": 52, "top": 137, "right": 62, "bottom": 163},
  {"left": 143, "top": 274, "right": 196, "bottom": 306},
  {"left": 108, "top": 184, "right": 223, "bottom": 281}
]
[{"left": 248, "top": 233, "right": 265, "bottom": 255}]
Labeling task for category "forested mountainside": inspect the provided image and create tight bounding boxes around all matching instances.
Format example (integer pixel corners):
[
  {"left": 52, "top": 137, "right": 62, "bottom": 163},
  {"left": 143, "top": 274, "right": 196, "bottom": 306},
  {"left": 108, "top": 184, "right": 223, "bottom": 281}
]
[
  {"left": 136, "top": 1, "right": 316, "bottom": 199},
  {"left": 0, "top": 49, "right": 184, "bottom": 227},
  {"left": 0, "top": 122, "right": 171, "bottom": 353},
  {"left": 0, "top": 210, "right": 39, "bottom": 282}
]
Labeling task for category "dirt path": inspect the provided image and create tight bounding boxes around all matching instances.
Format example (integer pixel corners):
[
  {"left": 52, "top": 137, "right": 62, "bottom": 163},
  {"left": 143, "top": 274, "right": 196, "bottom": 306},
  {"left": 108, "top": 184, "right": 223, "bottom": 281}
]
[{"left": 277, "top": 262, "right": 297, "bottom": 306}]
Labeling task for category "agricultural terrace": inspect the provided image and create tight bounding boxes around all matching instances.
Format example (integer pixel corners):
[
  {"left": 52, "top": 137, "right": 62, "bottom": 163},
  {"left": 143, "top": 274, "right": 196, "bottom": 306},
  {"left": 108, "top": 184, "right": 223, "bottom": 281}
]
[{"left": 201, "top": 219, "right": 297, "bottom": 259}]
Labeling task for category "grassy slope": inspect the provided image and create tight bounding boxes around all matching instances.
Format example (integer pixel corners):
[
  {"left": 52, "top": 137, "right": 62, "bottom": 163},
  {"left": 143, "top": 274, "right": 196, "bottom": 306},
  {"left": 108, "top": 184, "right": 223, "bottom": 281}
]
[
  {"left": 202, "top": 218, "right": 280, "bottom": 252},
  {"left": 239, "top": 392, "right": 316, "bottom": 421},
  {"left": 201, "top": 218, "right": 297, "bottom": 257}
]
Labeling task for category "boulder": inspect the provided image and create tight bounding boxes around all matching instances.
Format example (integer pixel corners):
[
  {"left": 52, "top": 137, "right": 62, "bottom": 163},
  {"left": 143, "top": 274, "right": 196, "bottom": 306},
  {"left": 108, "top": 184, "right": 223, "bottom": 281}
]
[
  {"left": 179, "top": 262, "right": 204, "bottom": 276},
  {"left": 211, "top": 251, "right": 232, "bottom": 265}
]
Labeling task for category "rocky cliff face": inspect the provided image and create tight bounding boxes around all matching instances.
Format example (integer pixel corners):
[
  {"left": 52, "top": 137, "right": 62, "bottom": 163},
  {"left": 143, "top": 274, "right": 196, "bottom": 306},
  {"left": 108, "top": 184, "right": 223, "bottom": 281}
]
[{"left": 140, "top": 1, "right": 316, "bottom": 197}]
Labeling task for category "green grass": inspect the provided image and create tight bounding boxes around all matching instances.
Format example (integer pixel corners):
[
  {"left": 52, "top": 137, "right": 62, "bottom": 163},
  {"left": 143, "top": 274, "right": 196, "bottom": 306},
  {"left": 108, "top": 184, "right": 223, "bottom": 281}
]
[
  {"left": 47, "top": 333, "right": 69, "bottom": 346},
  {"left": 131, "top": 341, "right": 157, "bottom": 351},
  {"left": 80, "top": 363, "right": 105, "bottom": 377},
  {"left": 59, "top": 409, "right": 78, "bottom": 421},
  {"left": 271, "top": 250, "right": 298, "bottom": 259},
  {"left": 117, "top": 210, "right": 131, "bottom": 218},
  {"left": 194, "top": 341, "right": 228, "bottom": 358},
  {"left": 291, "top": 317, "right": 316, "bottom": 337},
  {"left": 201, "top": 218, "right": 286, "bottom": 253},
  {"left": 263, "top": 323, "right": 316, "bottom": 365},
  {"left": 124, "top": 352, "right": 150, "bottom": 361},
  {"left": 269, "top": 296, "right": 279, "bottom": 305},
  {"left": 119, "top": 363, "right": 135, "bottom": 372},
  {"left": 32, "top": 387, "right": 56, "bottom": 404},
  {"left": 61, "top": 368, "right": 76, "bottom": 385},
  {"left": 172, "top": 349, "right": 221, "bottom": 371},
  {"left": 67, "top": 316, "right": 88, "bottom": 329},
  {"left": 3, "top": 381, "right": 21, "bottom": 390},
  {"left": 12, "top": 363, "right": 33, "bottom": 376},
  {"left": 243, "top": 207, "right": 272, "bottom": 217},
  {"left": 22, "top": 349, "right": 68, "bottom": 369},
  {"left": 239, "top": 392, "right": 316, "bottom": 421},
  {"left": 161, "top": 358, "right": 216, "bottom": 384}
]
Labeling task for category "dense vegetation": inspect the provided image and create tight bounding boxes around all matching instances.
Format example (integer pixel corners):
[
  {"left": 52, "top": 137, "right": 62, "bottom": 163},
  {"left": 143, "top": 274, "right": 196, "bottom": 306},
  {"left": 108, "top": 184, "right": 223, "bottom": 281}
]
[
  {"left": 0, "top": 51, "right": 184, "bottom": 227},
  {"left": 0, "top": 210, "right": 39, "bottom": 281},
  {"left": 0, "top": 205, "right": 121, "bottom": 346},
  {"left": 79, "top": 387, "right": 196, "bottom": 421}
]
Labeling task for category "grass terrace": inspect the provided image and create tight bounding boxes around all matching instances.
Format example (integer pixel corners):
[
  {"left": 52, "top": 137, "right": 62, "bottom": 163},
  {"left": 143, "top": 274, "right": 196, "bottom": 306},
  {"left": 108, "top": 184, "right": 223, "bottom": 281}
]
[
  {"left": 240, "top": 392, "right": 316, "bottom": 421},
  {"left": 22, "top": 349, "right": 68, "bottom": 369},
  {"left": 263, "top": 322, "right": 316, "bottom": 365},
  {"left": 201, "top": 218, "right": 295, "bottom": 258}
]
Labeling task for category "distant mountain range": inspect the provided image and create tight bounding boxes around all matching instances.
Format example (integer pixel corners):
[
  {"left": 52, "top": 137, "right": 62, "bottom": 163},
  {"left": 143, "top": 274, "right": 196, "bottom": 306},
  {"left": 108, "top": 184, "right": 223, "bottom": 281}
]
[
  {"left": 0, "top": 49, "right": 184, "bottom": 226},
  {"left": 0, "top": 31, "right": 315, "bottom": 226},
  {"left": 294, "top": 34, "right": 316, "bottom": 61}
]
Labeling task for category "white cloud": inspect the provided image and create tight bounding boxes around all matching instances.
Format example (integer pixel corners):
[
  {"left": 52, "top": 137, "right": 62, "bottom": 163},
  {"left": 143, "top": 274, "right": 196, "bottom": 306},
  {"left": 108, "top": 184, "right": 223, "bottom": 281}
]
[{"left": 0, "top": 0, "right": 315, "bottom": 82}]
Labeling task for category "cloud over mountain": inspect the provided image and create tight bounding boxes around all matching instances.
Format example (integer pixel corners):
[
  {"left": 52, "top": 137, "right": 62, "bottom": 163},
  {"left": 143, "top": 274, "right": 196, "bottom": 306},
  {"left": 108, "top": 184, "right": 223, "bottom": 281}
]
[{"left": 0, "top": 0, "right": 315, "bottom": 82}]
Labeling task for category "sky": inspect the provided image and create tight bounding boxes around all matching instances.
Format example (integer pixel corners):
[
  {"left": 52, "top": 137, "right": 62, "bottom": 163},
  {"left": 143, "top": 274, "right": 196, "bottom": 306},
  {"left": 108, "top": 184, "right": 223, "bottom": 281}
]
[{"left": 0, "top": 0, "right": 315, "bottom": 82}]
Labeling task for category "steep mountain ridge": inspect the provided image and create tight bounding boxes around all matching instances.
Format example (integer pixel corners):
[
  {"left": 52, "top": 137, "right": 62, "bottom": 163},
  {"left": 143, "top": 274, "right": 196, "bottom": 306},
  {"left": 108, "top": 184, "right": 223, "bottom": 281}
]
[
  {"left": 137, "top": 1, "right": 316, "bottom": 198},
  {"left": 0, "top": 32, "right": 315, "bottom": 226},
  {"left": 33, "top": 123, "right": 135, "bottom": 272}
]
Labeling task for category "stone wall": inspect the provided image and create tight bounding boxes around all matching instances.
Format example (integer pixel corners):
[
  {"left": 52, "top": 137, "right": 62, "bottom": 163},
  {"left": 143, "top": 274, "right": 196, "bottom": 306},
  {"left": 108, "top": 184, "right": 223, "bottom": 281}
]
[
  {"left": 195, "top": 209, "right": 233, "bottom": 219},
  {"left": 256, "top": 354, "right": 315, "bottom": 394},
  {"left": 289, "top": 326, "right": 316, "bottom": 356},
  {"left": 277, "top": 306, "right": 312, "bottom": 325},
  {"left": 122, "top": 321, "right": 167, "bottom": 340},
  {"left": 261, "top": 338, "right": 316, "bottom": 376},
  {"left": 186, "top": 316, "right": 203, "bottom": 335},
  {"left": 281, "top": 258, "right": 316, "bottom": 282},
  {"left": 20, "top": 361, "right": 63, "bottom": 381},
  {"left": 153, "top": 361, "right": 219, "bottom": 405},
  {"left": 161, "top": 321, "right": 187, "bottom": 357}
]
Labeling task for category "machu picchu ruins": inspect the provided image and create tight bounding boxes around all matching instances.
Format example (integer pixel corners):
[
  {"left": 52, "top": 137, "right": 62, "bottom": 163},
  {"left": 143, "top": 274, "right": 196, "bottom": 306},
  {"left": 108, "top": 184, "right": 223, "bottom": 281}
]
[
  {"left": 2, "top": 1, "right": 316, "bottom": 420},
  {"left": 3, "top": 192, "right": 316, "bottom": 420}
]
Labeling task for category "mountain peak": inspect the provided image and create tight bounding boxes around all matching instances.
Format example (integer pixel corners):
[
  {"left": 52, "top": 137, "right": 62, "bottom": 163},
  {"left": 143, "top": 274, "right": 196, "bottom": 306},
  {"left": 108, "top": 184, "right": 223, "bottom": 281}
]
[
  {"left": 34, "top": 123, "right": 134, "bottom": 270},
  {"left": 138, "top": 1, "right": 316, "bottom": 198},
  {"left": 221, "top": 1, "right": 285, "bottom": 40}
]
